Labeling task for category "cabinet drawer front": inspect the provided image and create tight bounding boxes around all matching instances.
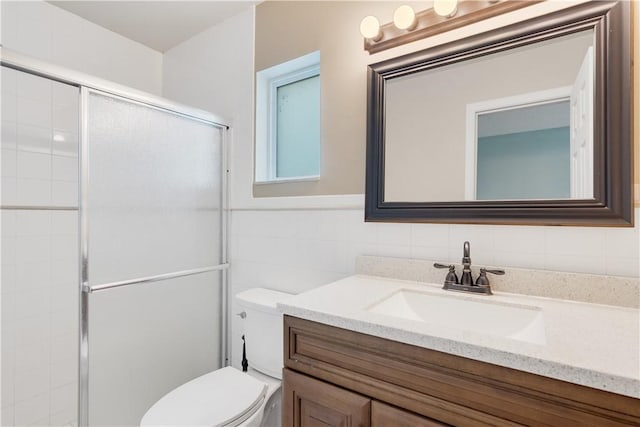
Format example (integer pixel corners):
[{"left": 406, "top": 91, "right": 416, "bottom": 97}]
[
  {"left": 283, "top": 369, "right": 371, "bottom": 427},
  {"left": 285, "top": 316, "right": 640, "bottom": 426},
  {"left": 372, "top": 401, "right": 448, "bottom": 427}
]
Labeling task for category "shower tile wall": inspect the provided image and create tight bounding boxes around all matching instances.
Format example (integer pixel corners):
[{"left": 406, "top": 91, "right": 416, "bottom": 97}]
[{"left": 1, "top": 66, "right": 79, "bottom": 427}]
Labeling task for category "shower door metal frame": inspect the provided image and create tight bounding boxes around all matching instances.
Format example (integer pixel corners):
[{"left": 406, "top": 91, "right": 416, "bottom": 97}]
[{"left": 1, "top": 49, "right": 231, "bottom": 427}]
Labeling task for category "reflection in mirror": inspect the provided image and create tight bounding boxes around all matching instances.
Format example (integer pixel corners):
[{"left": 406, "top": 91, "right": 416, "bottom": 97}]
[{"left": 383, "top": 29, "right": 594, "bottom": 203}]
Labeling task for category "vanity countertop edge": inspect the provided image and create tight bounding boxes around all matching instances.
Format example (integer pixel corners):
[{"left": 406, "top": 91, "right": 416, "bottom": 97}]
[{"left": 277, "top": 274, "right": 640, "bottom": 399}]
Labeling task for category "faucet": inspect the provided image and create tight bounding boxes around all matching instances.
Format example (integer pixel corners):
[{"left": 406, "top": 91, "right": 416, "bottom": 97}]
[
  {"left": 460, "top": 241, "right": 473, "bottom": 286},
  {"left": 433, "top": 241, "right": 504, "bottom": 295}
]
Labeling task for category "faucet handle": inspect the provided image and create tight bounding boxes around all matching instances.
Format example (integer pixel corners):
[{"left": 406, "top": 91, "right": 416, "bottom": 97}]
[
  {"left": 434, "top": 263, "right": 452, "bottom": 269},
  {"left": 434, "top": 263, "right": 459, "bottom": 285},
  {"left": 475, "top": 268, "right": 505, "bottom": 288}
]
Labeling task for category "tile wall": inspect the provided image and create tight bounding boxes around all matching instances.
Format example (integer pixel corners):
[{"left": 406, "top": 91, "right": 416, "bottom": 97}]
[
  {"left": 228, "top": 207, "right": 640, "bottom": 369},
  {"left": 1, "top": 66, "right": 79, "bottom": 427}
]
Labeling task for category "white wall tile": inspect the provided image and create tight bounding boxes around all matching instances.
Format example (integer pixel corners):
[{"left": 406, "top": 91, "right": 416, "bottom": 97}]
[
  {"left": 377, "top": 223, "right": 411, "bottom": 247},
  {"left": 605, "top": 257, "right": 640, "bottom": 278},
  {"left": 2, "top": 177, "right": 17, "bottom": 205},
  {"left": 544, "top": 253, "right": 606, "bottom": 275},
  {"left": 17, "top": 72, "right": 52, "bottom": 103},
  {"left": 410, "top": 223, "right": 449, "bottom": 248},
  {"left": 16, "top": 236, "right": 50, "bottom": 264},
  {"left": 14, "top": 362, "right": 50, "bottom": 403},
  {"left": 449, "top": 225, "right": 496, "bottom": 265},
  {"left": 15, "top": 289, "right": 51, "bottom": 320},
  {"left": 52, "top": 82, "right": 78, "bottom": 107},
  {"left": 13, "top": 392, "right": 49, "bottom": 427},
  {"left": 2, "top": 149, "right": 17, "bottom": 177},
  {"left": 51, "top": 235, "right": 77, "bottom": 261},
  {"left": 545, "top": 227, "right": 606, "bottom": 258},
  {"left": 1, "top": 121, "right": 18, "bottom": 149},
  {"left": 17, "top": 97, "right": 51, "bottom": 129},
  {"left": 605, "top": 226, "right": 640, "bottom": 260},
  {"left": 50, "top": 211, "right": 77, "bottom": 235},
  {"left": 16, "top": 178, "right": 51, "bottom": 205},
  {"left": 50, "top": 383, "right": 77, "bottom": 420},
  {"left": 52, "top": 156, "right": 77, "bottom": 182},
  {"left": 17, "top": 124, "right": 51, "bottom": 154},
  {"left": 1, "top": 210, "right": 18, "bottom": 236},
  {"left": 377, "top": 243, "right": 411, "bottom": 259},
  {"left": 492, "top": 250, "right": 546, "bottom": 270},
  {"left": 492, "top": 225, "right": 545, "bottom": 254},
  {"left": 1, "top": 93, "right": 17, "bottom": 124},
  {"left": 411, "top": 245, "right": 450, "bottom": 263},
  {"left": 49, "top": 408, "right": 76, "bottom": 427},
  {"left": 51, "top": 259, "right": 77, "bottom": 288},
  {"left": 1, "top": 263, "right": 17, "bottom": 294},
  {"left": 1, "top": 326, "right": 16, "bottom": 407},
  {"left": 1, "top": 236, "right": 17, "bottom": 265},
  {"left": 51, "top": 131, "right": 78, "bottom": 157},
  {"left": 50, "top": 333, "right": 77, "bottom": 388},
  {"left": 51, "top": 181, "right": 77, "bottom": 206},
  {"left": 16, "top": 261, "right": 51, "bottom": 290},
  {"left": 53, "top": 104, "right": 78, "bottom": 134},
  {"left": 16, "top": 211, "right": 51, "bottom": 236},
  {"left": 17, "top": 151, "right": 51, "bottom": 180},
  {"left": 1, "top": 67, "right": 19, "bottom": 94},
  {"left": 1, "top": 404, "right": 15, "bottom": 427}
]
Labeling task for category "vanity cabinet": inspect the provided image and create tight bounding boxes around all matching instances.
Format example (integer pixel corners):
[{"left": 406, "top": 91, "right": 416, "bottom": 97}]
[{"left": 282, "top": 316, "right": 640, "bottom": 427}]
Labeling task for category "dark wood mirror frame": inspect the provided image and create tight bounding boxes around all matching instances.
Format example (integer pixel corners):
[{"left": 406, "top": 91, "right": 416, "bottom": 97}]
[{"left": 365, "top": 1, "right": 633, "bottom": 226}]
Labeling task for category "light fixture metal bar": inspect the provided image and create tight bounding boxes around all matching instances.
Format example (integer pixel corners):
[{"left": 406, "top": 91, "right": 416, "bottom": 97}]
[{"left": 365, "top": 0, "right": 542, "bottom": 54}]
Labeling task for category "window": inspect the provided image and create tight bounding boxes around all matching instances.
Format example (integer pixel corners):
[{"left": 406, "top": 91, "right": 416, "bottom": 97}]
[{"left": 255, "top": 51, "right": 320, "bottom": 183}]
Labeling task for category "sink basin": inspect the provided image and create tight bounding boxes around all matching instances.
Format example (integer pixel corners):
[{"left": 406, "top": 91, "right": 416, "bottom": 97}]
[{"left": 366, "top": 289, "right": 546, "bottom": 345}]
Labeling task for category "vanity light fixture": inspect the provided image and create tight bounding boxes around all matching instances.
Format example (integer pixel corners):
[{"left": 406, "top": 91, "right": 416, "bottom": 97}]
[
  {"left": 362, "top": 0, "right": 541, "bottom": 54},
  {"left": 393, "top": 5, "right": 417, "bottom": 31},
  {"left": 433, "top": 0, "right": 458, "bottom": 18},
  {"left": 360, "top": 15, "right": 382, "bottom": 41}
]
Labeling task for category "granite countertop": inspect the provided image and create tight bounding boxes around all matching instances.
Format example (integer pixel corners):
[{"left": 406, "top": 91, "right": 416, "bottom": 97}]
[{"left": 278, "top": 274, "right": 640, "bottom": 399}]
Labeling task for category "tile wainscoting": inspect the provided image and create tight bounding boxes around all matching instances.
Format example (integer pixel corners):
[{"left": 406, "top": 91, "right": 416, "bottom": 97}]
[{"left": 228, "top": 207, "right": 640, "bottom": 370}]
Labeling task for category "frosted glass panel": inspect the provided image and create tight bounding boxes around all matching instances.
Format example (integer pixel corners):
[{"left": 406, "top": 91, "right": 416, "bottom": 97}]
[
  {"left": 86, "top": 93, "right": 223, "bottom": 284},
  {"left": 88, "top": 271, "right": 221, "bottom": 426},
  {"left": 276, "top": 75, "right": 320, "bottom": 178}
]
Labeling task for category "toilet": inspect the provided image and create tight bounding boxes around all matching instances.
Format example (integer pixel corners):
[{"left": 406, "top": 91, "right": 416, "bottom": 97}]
[{"left": 140, "top": 288, "right": 294, "bottom": 427}]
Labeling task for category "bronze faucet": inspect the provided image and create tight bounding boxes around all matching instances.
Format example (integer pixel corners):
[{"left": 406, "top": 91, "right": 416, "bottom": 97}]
[{"left": 434, "top": 241, "right": 504, "bottom": 295}]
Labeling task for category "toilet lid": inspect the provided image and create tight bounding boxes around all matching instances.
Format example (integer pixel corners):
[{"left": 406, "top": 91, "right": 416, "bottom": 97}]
[{"left": 140, "top": 367, "right": 267, "bottom": 427}]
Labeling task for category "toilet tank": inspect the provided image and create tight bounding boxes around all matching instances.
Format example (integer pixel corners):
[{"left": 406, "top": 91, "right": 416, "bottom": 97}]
[{"left": 235, "top": 288, "right": 294, "bottom": 380}]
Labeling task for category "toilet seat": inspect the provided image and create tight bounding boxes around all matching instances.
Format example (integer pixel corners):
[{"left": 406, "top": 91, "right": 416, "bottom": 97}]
[{"left": 140, "top": 367, "right": 267, "bottom": 427}]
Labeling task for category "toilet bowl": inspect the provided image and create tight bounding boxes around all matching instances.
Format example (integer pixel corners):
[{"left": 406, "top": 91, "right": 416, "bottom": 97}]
[{"left": 140, "top": 288, "right": 293, "bottom": 427}]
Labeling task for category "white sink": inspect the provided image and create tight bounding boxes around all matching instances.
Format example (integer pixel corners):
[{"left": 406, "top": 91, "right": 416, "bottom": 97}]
[{"left": 366, "top": 289, "right": 546, "bottom": 345}]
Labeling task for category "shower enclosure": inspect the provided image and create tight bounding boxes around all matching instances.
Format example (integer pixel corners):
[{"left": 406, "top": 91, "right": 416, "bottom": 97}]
[{"left": 1, "top": 51, "right": 229, "bottom": 426}]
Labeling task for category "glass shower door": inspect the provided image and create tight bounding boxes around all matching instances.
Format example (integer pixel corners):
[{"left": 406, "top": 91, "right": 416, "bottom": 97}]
[{"left": 82, "top": 90, "right": 227, "bottom": 426}]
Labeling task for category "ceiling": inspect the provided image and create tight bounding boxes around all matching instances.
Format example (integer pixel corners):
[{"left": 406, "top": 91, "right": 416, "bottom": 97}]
[{"left": 48, "top": 1, "right": 256, "bottom": 52}]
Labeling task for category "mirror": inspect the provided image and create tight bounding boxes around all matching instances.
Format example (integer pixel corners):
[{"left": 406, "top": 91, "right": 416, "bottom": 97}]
[{"left": 366, "top": 1, "right": 632, "bottom": 226}]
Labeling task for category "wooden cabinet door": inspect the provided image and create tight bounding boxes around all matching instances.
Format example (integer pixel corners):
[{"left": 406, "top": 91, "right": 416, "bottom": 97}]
[
  {"left": 371, "top": 401, "right": 449, "bottom": 427},
  {"left": 283, "top": 368, "right": 371, "bottom": 427}
]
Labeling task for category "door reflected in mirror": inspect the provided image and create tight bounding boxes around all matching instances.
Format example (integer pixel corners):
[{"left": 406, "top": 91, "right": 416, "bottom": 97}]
[{"left": 383, "top": 29, "right": 594, "bottom": 203}]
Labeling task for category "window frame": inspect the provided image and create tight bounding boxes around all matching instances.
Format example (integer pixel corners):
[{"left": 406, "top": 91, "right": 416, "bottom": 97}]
[{"left": 255, "top": 51, "right": 321, "bottom": 184}]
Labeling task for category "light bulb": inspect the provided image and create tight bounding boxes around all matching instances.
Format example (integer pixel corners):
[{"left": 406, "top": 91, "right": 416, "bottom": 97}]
[
  {"left": 360, "top": 15, "right": 382, "bottom": 41},
  {"left": 393, "top": 5, "right": 416, "bottom": 31},
  {"left": 433, "top": 0, "right": 458, "bottom": 17}
]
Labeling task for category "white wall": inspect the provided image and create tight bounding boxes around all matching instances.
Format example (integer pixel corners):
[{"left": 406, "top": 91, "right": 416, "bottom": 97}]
[
  {"left": 0, "top": 0, "right": 163, "bottom": 95},
  {"left": 160, "top": 1, "right": 639, "bottom": 374}
]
